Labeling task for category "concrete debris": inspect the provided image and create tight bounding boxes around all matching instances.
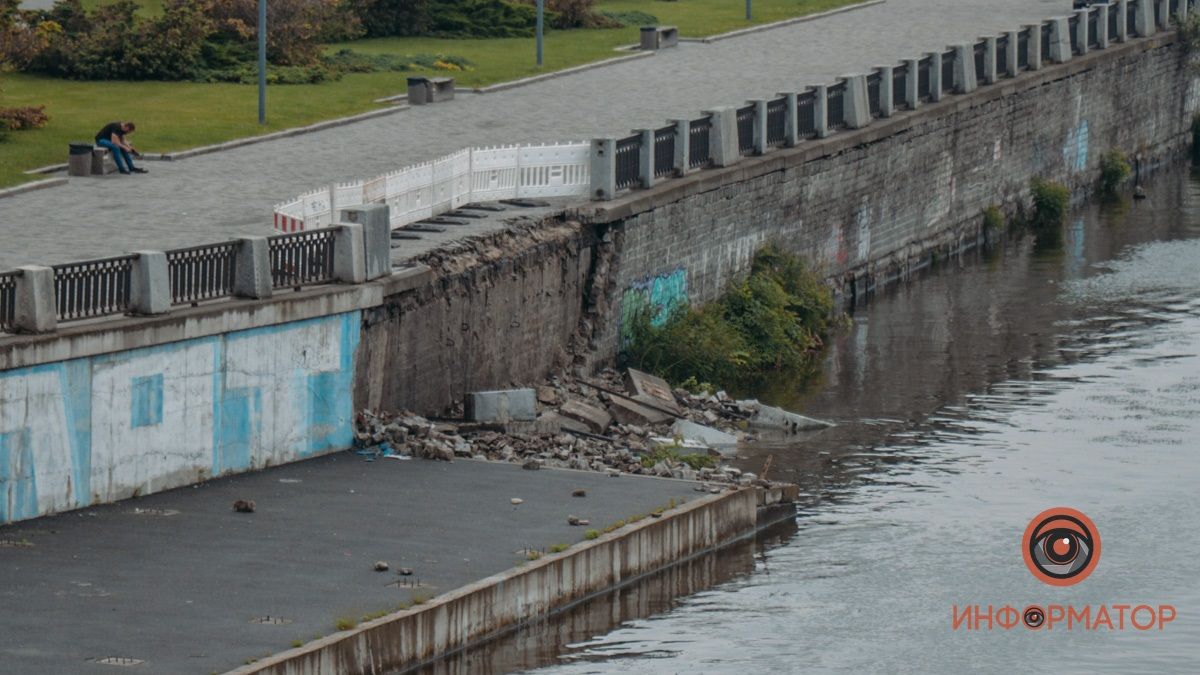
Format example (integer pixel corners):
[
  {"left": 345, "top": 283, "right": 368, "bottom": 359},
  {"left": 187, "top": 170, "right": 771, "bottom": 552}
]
[
  {"left": 397, "top": 568, "right": 414, "bottom": 576},
  {"left": 510, "top": 498, "right": 524, "bottom": 505},
  {"left": 353, "top": 368, "right": 802, "bottom": 489},
  {"left": 567, "top": 515, "right": 581, "bottom": 526},
  {"left": 738, "top": 399, "right": 834, "bottom": 432},
  {"left": 233, "top": 499, "right": 255, "bottom": 513},
  {"left": 465, "top": 389, "right": 537, "bottom": 423},
  {"left": 571, "top": 488, "right": 586, "bottom": 497},
  {"left": 374, "top": 561, "right": 389, "bottom": 572}
]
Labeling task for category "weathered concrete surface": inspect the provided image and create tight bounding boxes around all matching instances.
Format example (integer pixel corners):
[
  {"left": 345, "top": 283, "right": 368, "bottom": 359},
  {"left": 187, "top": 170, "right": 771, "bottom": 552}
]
[
  {"left": 229, "top": 477, "right": 756, "bottom": 675},
  {"left": 0, "top": 454, "right": 705, "bottom": 674}
]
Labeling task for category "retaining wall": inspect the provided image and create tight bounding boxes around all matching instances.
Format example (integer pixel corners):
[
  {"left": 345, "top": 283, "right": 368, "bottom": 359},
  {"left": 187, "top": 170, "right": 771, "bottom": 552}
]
[
  {"left": 226, "top": 487, "right": 758, "bottom": 675},
  {"left": 579, "top": 36, "right": 1199, "bottom": 355}
]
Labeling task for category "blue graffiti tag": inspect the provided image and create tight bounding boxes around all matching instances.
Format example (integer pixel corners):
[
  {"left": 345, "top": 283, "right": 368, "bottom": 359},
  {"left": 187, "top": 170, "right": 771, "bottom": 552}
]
[{"left": 619, "top": 268, "right": 688, "bottom": 343}]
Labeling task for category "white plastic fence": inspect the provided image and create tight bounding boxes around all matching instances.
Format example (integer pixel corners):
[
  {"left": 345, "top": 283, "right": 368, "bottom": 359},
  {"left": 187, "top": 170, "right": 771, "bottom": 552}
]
[{"left": 272, "top": 142, "right": 590, "bottom": 232}]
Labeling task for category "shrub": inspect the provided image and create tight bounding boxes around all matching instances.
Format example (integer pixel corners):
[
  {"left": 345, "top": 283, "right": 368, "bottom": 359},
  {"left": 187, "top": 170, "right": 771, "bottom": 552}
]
[
  {"left": 516, "top": 0, "right": 618, "bottom": 29},
  {"left": 583, "top": 528, "right": 599, "bottom": 540},
  {"left": 982, "top": 204, "right": 1004, "bottom": 231},
  {"left": 600, "top": 9, "right": 658, "bottom": 27},
  {"left": 426, "top": 0, "right": 540, "bottom": 37},
  {"left": 1098, "top": 150, "right": 1131, "bottom": 195},
  {"left": 0, "top": 105, "right": 49, "bottom": 130},
  {"left": 624, "top": 245, "right": 833, "bottom": 388},
  {"left": 208, "top": 0, "right": 362, "bottom": 67},
  {"left": 1029, "top": 177, "right": 1069, "bottom": 231},
  {"left": 352, "top": 0, "right": 431, "bottom": 37}
]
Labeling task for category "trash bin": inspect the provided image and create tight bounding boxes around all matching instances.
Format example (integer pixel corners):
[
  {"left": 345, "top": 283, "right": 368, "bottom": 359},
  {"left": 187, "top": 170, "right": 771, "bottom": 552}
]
[{"left": 68, "top": 142, "right": 93, "bottom": 177}]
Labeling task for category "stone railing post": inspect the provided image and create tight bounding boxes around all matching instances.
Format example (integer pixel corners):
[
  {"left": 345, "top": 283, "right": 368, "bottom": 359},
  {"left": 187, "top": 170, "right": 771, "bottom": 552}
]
[
  {"left": 1025, "top": 24, "right": 1043, "bottom": 70},
  {"left": 637, "top": 128, "right": 655, "bottom": 189},
  {"left": 1179, "top": 0, "right": 1189, "bottom": 23},
  {"left": 589, "top": 137, "right": 616, "bottom": 201},
  {"left": 703, "top": 107, "right": 740, "bottom": 167},
  {"left": 1049, "top": 18, "right": 1072, "bottom": 63},
  {"left": 904, "top": 59, "right": 920, "bottom": 109},
  {"left": 1156, "top": 0, "right": 1169, "bottom": 29},
  {"left": 843, "top": 75, "right": 871, "bottom": 129},
  {"left": 340, "top": 203, "right": 390, "bottom": 280},
  {"left": 953, "top": 44, "right": 977, "bottom": 93},
  {"left": 1075, "top": 9, "right": 1091, "bottom": 55},
  {"left": 983, "top": 38, "right": 998, "bottom": 84},
  {"left": 1005, "top": 31, "right": 1020, "bottom": 77},
  {"left": 130, "top": 251, "right": 170, "bottom": 315},
  {"left": 13, "top": 266, "right": 56, "bottom": 333},
  {"left": 1117, "top": 0, "right": 1129, "bottom": 40},
  {"left": 1097, "top": 4, "right": 1110, "bottom": 48},
  {"left": 778, "top": 92, "right": 800, "bottom": 146},
  {"left": 877, "top": 66, "right": 894, "bottom": 117},
  {"left": 333, "top": 223, "right": 365, "bottom": 283},
  {"left": 813, "top": 86, "right": 829, "bottom": 138},
  {"left": 753, "top": 99, "right": 769, "bottom": 155},
  {"left": 928, "top": 53, "right": 944, "bottom": 102},
  {"left": 1135, "top": 0, "right": 1156, "bottom": 36},
  {"left": 672, "top": 119, "right": 690, "bottom": 174},
  {"left": 233, "top": 235, "right": 272, "bottom": 299}
]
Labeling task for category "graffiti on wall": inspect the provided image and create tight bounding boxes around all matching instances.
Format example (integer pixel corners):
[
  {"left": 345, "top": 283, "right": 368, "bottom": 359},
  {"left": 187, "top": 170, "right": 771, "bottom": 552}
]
[
  {"left": 0, "top": 312, "right": 359, "bottom": 524},
  {"left": 1063, "top": 120, "right": 1089, "bottom": 173},
  {"left": 619, "top": 268, "right": 688, "bottom": 344}
]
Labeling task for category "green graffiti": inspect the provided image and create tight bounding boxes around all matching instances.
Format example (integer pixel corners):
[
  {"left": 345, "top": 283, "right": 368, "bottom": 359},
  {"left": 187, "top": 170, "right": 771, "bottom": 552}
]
[{"left": 620, "top": 268, "right": 688, "bottom": 344}]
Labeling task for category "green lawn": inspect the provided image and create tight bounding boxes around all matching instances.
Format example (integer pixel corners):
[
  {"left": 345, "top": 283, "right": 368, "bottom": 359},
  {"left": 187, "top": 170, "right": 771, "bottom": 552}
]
[{"left": 0, "top": 0, "right": 861, "bottom": 189}]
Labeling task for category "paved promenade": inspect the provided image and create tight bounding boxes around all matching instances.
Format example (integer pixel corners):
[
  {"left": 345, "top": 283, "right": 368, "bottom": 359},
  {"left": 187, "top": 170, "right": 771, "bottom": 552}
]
[
  {"left": 0, "top": 0, "right": 1051, "bottom": 270},
  {"left": 0, "top": 453, "right": 699, "bottom": 674}
]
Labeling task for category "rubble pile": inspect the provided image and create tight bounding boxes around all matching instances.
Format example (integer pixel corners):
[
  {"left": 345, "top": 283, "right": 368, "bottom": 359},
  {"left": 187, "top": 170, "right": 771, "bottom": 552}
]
[{"left": 353, "top": 368, "right": 774, "bottom": 486}]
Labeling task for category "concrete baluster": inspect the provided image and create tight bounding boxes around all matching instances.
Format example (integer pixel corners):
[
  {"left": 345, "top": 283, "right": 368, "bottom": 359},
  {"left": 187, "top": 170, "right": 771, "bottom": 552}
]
[
  {"left": 753, "top": 99, "right": 769, "bottom": 155},
  {"left": 904, "top": 59, "right": 920, "bottom": 109},
  {"left": 1049, "top": 18, "right": 1072, "bottom": 63},
  {"left": 1005, "top": 31, "right": 1020, "bottom": 77},
  {"left": 929, "top": 53, "right": 944, "bottom": 102},
  {"left": 1117, "top": 0, "right": 1129, "bottom": 41},
  {"left": 703, "top": 107, "right": 741, "bottom": 167},
  {"left": 777, "top": 92, "right": 800, "bottom": 146},
  {"left": 1075, "top": 9, "right": 1091, "bottom": 55},
  {"left": 637, "top": 128, "right": 656, "bottom": 189},
  {"left": 589, "top": 137, "right": 617, "bottom": 201},
  {"left": 983, "top": 37, "right": 998, "bottom": 84},
  {"left": 953, "top": 44, "right": 978, "bottom": 93},
  {"left": 672, "top": 119, "right": 691, "bottom": 174},
  {"left": 340, "top": 204, "right": 390, "bottom": 280},
  {"left": 1025, "top": 24, "right": 1043, "bottom": 70},
  {"left": 813, "top": 86, "right": 829, "bottom": 138},
  {"left": 13, "top": 266, "right": 56, "bottom": 333},
  {"left": 843, "top": 75, "right": 871, "bottom": 129},
  {"left": 234, "top": 236, "right": 273, "bottom": 299},
  {"left": 130, "top": 251, "right": 170, "bottom": 315},
  {"left": 877, "top": 66, "right": 894, "bottom": 117}
]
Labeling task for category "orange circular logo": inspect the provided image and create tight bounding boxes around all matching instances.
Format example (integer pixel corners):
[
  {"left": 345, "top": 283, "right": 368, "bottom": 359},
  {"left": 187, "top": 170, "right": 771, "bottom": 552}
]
[{"left": 1022, "top": 507, "right": 1100, "bottom": 586}]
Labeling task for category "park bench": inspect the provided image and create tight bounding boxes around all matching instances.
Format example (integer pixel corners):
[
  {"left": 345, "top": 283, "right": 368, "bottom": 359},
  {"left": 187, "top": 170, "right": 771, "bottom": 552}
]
[
  {"left": 407, "top": 76, "right": 456, "bottom": 105},
  {"left": 640, "top": 25, "right": 679, "bottom": 51}
]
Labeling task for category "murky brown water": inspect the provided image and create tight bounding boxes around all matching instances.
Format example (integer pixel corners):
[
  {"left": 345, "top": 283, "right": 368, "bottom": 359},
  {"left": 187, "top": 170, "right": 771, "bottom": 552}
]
[{"left": 424, "top": 164, "right": 1200, "bottom": 674}]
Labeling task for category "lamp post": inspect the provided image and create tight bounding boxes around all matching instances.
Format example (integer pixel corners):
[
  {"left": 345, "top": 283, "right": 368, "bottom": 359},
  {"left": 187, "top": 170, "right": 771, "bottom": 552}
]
[
  {"left": 258, "top": 0, "right": 266, "bottom": 124},
  {"left": 746, "top": 0, "right": 752, "bottom": 21},
  {"left": 537, "top": 0, "right": 547, "bottom": 66}
]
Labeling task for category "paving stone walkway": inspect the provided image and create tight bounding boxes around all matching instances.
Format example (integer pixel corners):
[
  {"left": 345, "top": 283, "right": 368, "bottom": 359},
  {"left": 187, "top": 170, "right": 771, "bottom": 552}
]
[{"left": 0, "top": 0, "right": 1056, "bottom": 270}]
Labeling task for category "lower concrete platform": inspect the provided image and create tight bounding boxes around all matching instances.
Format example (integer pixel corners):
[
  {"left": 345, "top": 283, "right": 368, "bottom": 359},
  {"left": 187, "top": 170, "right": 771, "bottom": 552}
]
[{"left": 0, "top": 454, "right": 699, "bottom": 674}]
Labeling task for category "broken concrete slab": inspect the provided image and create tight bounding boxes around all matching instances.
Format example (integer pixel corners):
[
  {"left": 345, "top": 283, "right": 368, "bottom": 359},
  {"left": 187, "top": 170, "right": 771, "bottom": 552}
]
[
  {"left": 536, "top": 411, "right": 590, "bottom": 435},
  {"left": 559, "top": 399, "right": 612, "bottom": 434},
  {"left": 624, "top": 369, "right": 682, "bottom": 415},
  {"left": 465, "top": 389, "right": 537, "bottom": 422},
  {"left": 535, "top": 386, "right": 558, "bottom": 405},
  {"left": 607, "top": 395, "right": 671, "bottom": 426},
  {"left": 648, "top": 436, "right": 709, "bottom": 453},
  {"left": 671, "top": 419, "right": 737, "bottom": 456},
  {"left": 738, "top": 399, "right": 833, "bottom": 432}
]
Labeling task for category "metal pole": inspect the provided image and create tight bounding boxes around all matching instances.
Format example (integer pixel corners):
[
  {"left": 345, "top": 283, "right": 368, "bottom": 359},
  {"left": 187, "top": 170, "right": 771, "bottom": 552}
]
[
  {"left": 537, "top": 0, "right": 547, "bottom": 66},
  {"left": 258, "top": 0, "right": 266, "bottom": 124},
  {"left": 746, "top": 0, "right": 751, "bottom": 21}
]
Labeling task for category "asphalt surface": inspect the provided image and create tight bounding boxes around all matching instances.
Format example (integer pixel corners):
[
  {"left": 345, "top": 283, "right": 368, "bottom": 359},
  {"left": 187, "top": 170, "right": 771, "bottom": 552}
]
[
  {"left": 1, "top": 0, "right": 1060, "bottom": 270},
  {"left": 0, "top": 454, "right": 700, "bottom": 674}
]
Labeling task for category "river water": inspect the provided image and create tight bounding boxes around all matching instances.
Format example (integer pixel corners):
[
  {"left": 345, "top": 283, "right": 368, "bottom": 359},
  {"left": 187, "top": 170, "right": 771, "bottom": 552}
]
[{"left": 431, "top": 164, "right": 1200, "bottom": 674}]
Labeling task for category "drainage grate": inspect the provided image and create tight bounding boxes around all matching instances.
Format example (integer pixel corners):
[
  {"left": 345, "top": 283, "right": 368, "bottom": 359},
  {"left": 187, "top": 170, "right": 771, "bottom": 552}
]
[
  {"left": 0, "top": 538, "right": 33, "bottom": 548},
  {"left": 250, "top": 615, "right": 293, "bottom": 625},
  {"left": 89, "top": 656, "right": 144, "bottom": 666}
]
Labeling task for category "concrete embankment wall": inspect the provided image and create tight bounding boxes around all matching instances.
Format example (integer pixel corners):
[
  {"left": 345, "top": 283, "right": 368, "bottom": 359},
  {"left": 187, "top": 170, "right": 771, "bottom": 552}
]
[
  {"left": 1, "top": 35, "right": 1196, "bottom": 522},
  {"left": 228, "top": 487, "right": 758, "bottom": 675},
  {"left": 580, "top": 37, "right": 1198, "bottom": 354}
]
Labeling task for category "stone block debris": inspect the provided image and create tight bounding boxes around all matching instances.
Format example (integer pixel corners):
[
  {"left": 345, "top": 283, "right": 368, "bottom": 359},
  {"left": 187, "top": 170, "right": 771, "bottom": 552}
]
[
  {"left": 559, "top": 399, "right": 612, "bottom": 434},
  {"left": 738, "top": 400, "right": 833, "bottom": 432},
  {"left": 671, "top": 419, "right": 738, "bottom": 455},
  {"left": 465, "top": 389, "right": 537, "bottom": 422},
  {"left": 608, "top": 395, "right": 672, "bottom": 426},
  {"left": 624, "top": 369, "right": 683, "bottom": 415}
]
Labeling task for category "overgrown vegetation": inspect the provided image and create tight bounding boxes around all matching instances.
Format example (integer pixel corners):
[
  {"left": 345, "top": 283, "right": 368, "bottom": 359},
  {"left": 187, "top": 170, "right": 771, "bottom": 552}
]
[
  {"left": 1173, "top": 11, "right": 1200, "bottom": 54},
  {"left": 982, "top": 204, "right": 1005, "bottom": 231},
  {"left": 583, "top": 528, "right": 599, "bottom": 540},
  {"left": 638, "top": 444, "right": 717, "bottom": 470},
  {"left": 1099, "top": 150, "right": 1131, "bottom": 195},
  {"left": 1029, "top": 177, "right": 1070, "bottom": 231},
  {"left": 624, "top": 245, "right": 834, "bottom": 388},
  {"left": 334, "top": 616, "right": 358, "bottom": 631}
]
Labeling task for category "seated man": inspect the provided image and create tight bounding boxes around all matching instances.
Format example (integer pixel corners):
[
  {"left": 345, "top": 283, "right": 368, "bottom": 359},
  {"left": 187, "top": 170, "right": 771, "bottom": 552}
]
[{"left": 94, "top": 121, "right": 147, "bottom": 175}]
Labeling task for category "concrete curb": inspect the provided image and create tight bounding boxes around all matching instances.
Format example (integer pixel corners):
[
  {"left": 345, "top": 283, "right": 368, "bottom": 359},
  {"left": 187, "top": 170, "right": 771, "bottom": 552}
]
[
  {"left": 0, "top": 177, "right": 69, "bottom": 199},
  {"left": 679, "top": 0, "right": 887, "bottom": 44},
  {"left": 224, "top": 487, "right": 759, "bottom": 675},
  {"left": 467, "top": 50, "right": 655, "bottom": 95},
  {"left": 161, "top": 103, "right": 409, "bottom": 161}
]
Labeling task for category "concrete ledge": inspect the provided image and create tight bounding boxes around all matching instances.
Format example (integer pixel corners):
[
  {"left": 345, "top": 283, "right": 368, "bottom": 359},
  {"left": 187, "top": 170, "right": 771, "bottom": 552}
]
[
  {"left": 467, "top": 50, "right": 654, "bottom": 95},
  {"left": 681, "top": 0, "right": 887, "bottom": 43},
  {"left": 0, "top": 264, "right": 431, "bottom": 370},
  {"left": 226, "top": 487, "right": 758, "bottom": 675},
  {"left": 0, "top": 176, "right": 68, "bottom": 199},
  {"left": 572, "top": 32, "right": 1176, "bottom": 225}
]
